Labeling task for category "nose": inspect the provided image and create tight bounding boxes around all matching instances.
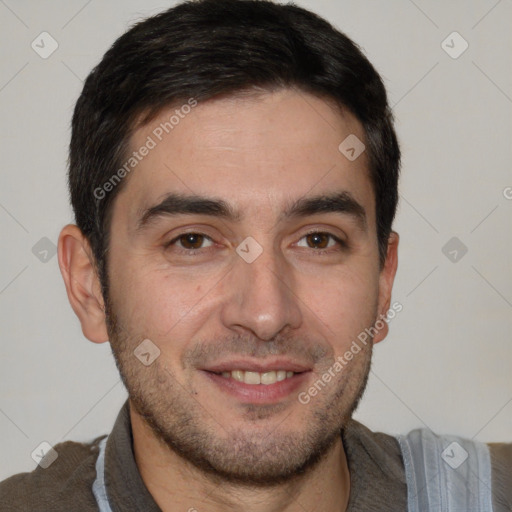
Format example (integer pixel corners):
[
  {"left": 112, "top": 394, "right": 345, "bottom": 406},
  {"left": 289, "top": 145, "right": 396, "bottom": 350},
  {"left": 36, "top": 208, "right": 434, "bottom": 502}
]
[{"left": 219, "top": 244, "right": 302, "bottom": 341}]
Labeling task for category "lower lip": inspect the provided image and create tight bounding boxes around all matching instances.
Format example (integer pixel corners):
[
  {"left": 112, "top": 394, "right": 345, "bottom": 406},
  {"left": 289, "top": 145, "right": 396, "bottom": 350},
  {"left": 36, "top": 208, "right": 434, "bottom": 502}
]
[{"left": 201, "top": 371, "right": 311, "bottom": 404}]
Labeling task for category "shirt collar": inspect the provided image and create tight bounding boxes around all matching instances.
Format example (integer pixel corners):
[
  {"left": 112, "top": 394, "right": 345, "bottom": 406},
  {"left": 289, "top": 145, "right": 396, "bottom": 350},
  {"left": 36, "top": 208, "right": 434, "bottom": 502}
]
[
  {"left": 104, "top": 399, "right": 161, "bottom": 511},
  {"left": 103, "top": 399, "right": 405, "bottom": 511}
]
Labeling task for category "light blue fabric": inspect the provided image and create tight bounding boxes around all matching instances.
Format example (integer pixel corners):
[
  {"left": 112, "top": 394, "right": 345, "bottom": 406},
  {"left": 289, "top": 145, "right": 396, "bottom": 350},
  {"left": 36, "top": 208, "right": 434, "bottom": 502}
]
[
  {"left": 397, "top": 428, "right": 494, "bottom": 511},
  {"left": 92, "top": 426, "right": 494, "bottom": 510},
  {"left": 92, "top": 436, "right": 114, "bottom": 512}
]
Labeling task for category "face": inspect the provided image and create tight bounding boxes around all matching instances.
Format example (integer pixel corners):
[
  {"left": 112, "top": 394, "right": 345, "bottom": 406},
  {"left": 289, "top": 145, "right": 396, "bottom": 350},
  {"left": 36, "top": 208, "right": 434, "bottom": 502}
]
[{"left": 103, "top": 88, "right": 396, "bottom": 484}]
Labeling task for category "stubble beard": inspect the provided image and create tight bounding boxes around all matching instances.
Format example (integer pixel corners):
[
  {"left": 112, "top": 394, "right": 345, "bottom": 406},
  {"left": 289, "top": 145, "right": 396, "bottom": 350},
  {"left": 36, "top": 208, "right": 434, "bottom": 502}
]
[{"left": 104, "top": 293, "right": 373, "bottom": 487}]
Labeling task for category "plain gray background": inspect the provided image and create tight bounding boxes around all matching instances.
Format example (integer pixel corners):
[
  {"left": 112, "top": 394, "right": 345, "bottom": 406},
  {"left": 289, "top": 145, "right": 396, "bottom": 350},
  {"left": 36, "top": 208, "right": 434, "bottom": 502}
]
[{"left": 1, "top": 0, "right": 511, "bottom": 481}]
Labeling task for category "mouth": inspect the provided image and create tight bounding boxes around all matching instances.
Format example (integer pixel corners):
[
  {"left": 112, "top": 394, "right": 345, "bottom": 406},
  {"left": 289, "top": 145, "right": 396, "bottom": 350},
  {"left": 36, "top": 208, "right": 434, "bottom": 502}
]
[
  {"left": 200, "top": 359, "right": 312, "bottom": 404},
  {"left": 217, "top": 369, "right": 297, "bottom": 385}
]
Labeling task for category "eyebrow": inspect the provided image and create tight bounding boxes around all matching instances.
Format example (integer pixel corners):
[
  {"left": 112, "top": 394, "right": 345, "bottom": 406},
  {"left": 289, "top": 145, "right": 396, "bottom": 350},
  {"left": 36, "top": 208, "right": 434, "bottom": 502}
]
[
  {"left": 136, "top": 194, "right": 241, "bottom": 231},
  {"left": 135, "top": 191, "right": 367, "bottom": 232},
  {"left": 282, "top": 192, "right": 367, "bottom": 231}
]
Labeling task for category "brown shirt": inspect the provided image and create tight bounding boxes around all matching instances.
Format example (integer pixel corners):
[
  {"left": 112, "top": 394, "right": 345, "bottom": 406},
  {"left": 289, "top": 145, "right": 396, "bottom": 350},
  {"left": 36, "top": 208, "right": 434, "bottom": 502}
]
[{"left": 0, "top": 400, "right": 510, "bottom": 511}]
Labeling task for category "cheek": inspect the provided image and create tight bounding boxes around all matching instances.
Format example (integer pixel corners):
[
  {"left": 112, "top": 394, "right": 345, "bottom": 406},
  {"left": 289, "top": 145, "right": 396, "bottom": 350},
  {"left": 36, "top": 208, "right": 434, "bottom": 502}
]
[
  {"left": 112, "top": 265, "right": 219, "bottom": 342},
  {"left": 301, "top": 266, "right": 379, "bottom": 343}
]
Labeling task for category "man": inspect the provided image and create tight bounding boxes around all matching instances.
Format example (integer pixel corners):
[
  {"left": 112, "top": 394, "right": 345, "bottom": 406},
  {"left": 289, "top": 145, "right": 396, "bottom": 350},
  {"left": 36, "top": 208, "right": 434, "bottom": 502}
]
[{"left": 0, "top": 0, "right": 510, "bottom": 510}]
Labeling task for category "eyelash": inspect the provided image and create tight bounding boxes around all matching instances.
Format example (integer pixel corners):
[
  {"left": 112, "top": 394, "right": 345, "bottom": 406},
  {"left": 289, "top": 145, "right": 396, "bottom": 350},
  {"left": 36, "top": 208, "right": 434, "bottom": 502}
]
[
  {"left": 165, "top": 231, "right": 347, "bottom": 255},
  {"left": 299, "top": 230, "right": 348, "bottom": 254}
]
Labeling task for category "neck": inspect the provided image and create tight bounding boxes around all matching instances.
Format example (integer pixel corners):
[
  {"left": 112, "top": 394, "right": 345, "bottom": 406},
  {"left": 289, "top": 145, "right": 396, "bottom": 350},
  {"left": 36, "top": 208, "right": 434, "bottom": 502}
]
[{"left": 130, "top": 403, "right": 351, "bottom": 512}]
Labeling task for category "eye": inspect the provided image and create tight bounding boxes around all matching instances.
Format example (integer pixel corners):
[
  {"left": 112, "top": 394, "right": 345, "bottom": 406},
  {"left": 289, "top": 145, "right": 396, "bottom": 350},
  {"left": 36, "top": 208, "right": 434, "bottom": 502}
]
[
  {"left": 167, "top": 232, "right": 214, "bottom": 251},
  {"left": 296, "top": 232, "right": 345, "bottom": 251}
]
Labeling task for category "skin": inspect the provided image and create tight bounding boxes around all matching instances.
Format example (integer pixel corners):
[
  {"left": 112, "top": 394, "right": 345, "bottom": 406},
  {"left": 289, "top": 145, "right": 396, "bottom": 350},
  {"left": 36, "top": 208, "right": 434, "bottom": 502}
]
[{"left": 58, "top": 88, "right": 399, "bottom": 512}]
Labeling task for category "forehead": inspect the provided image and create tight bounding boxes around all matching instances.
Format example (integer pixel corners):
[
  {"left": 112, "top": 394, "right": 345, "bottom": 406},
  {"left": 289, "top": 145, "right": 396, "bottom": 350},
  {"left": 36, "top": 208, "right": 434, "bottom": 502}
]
[{"left": 114, "top": 88, "right": 375, "bottom": 229}]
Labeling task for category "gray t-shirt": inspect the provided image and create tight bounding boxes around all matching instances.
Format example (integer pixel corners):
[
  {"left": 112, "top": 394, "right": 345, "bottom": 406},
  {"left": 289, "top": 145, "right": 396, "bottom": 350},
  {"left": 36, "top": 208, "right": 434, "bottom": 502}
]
[{"left": 0, "top": 400, "right": 510, "bottom": 511}]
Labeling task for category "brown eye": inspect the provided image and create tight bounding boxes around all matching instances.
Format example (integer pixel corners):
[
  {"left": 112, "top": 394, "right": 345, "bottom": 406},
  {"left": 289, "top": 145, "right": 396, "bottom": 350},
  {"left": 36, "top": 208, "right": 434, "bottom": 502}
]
[
  {"left": 167, "top": 233, "right": 214, "bottom": 251},
  {"left": 296, "top": 232, "right": 345, "bottom": 252},
  {"left": 306, "top": 232, "right": 330, "bottom": 249}
]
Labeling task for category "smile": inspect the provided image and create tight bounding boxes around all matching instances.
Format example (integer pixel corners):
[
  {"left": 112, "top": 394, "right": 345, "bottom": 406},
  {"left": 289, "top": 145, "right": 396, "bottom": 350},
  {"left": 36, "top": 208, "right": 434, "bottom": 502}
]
[{"left": 218, "top": 370, "right": 296, "bottom": 385}]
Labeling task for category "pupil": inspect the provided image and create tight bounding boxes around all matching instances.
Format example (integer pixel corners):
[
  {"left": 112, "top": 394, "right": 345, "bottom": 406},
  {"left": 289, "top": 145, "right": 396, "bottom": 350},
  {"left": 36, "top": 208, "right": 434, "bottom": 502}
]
[
  {"left": 183, "top": 234, "right": 202, "bottom": 248},
  {"left": 308, "top": 233, "right": 327, "bottom": 248}
]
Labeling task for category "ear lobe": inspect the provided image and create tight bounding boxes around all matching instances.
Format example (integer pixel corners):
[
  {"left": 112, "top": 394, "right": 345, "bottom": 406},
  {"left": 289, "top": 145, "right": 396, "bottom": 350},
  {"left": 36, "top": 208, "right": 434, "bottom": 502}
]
[
  {"left": 373, "top": 231, "right": 399, "bottom": 345},
  {"left": 58, "top": 224, "right": 109, "bottom": 343}
]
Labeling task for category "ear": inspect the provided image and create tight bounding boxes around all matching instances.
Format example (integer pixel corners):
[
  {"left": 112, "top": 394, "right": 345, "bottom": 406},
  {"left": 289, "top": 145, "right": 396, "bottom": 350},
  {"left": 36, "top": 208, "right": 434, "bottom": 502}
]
[
  {"left": 372, "top": 231, "right": 399, "bottom": 345},
  {"left": 58, "top": 224, "right": 109, "bottom": 343}
]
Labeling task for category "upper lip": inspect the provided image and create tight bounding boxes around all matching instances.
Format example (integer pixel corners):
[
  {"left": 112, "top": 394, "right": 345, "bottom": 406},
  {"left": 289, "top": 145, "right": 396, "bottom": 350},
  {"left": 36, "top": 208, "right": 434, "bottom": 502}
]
[{"left": 201, "top": 358, "right": 312, "bottom": 373}]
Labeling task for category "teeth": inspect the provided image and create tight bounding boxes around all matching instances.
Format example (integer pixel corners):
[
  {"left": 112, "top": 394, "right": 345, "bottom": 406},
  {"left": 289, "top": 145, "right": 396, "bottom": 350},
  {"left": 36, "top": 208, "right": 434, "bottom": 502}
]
[
  {"left": 232, "top": 370, "right": 244, "bottom": 382},
  {"left": 260, "top": 371, "right": 276, "bottom": 385},
  {"left": 219, "top": 370, "right": 297, "bottom": 385},
  {"left": 244, "top": 371, "right": 261, "bottom": 384},
  {"left": 276, "top": 370, "right": 287, "bottom": 381}
]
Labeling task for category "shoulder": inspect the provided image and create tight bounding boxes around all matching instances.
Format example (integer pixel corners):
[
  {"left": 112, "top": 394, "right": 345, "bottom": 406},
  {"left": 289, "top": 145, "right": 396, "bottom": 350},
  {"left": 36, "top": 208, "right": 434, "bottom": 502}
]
[
  {"left": 342, "top": 420, "right": 407, "bottom": 511},
  {"left": 343, "top": 419, "right": 405, "bottom": 479},
  {"left": 488, "top": 442, "right": 512, "bottom": 511},
  {"left": 397, "top": 427, "right": 511, "bottom": 512},
  {"left": 0, "top": 434, "right": 106, "bottom": 512}
]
